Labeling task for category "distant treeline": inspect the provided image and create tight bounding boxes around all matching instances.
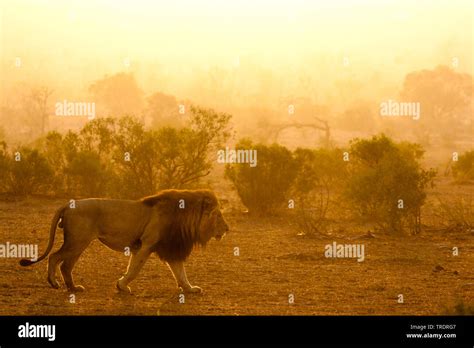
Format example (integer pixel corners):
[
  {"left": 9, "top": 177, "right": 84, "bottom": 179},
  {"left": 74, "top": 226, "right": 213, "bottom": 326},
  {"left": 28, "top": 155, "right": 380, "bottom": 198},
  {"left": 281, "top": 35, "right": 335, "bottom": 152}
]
[
  {"left": 1, "top": 109, "right": 473, "bottom": 234},
  {"left": 0, "top": 106, "right": 231, "bottom": 198}
]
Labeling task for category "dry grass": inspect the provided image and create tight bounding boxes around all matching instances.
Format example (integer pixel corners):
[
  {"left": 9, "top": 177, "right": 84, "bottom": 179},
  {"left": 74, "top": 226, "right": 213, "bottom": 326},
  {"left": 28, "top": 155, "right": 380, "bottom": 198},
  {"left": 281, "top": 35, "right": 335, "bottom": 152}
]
[{"left": 0, "top": 192, "right": 473, "bottom": 316}]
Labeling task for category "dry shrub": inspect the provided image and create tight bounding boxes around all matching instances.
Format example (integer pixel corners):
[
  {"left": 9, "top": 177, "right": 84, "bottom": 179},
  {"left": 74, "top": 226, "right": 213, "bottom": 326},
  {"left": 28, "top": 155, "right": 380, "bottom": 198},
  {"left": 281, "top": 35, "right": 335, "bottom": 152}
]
[
  {"left": 291, "top": 148, "right": 346, "bottom": 236},
  {"left": 452, "top": 150, "right": 474, "bottom": 182},
  {"left": 345, "top": 134, "right": 436, "bottom": 234},
  {"left": 434, "top": 195, "right": 474, "bottom": 231},
  {"left": 225, "top": 139, "right": 297, "bottom": 215}
]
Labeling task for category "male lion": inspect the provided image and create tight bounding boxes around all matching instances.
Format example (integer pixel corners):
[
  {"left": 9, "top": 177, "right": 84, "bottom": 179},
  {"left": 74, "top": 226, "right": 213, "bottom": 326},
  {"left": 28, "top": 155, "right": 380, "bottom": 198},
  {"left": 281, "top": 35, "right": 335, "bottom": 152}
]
[{"left": 20, "top": 189, "right": 229, "bottom": 294}]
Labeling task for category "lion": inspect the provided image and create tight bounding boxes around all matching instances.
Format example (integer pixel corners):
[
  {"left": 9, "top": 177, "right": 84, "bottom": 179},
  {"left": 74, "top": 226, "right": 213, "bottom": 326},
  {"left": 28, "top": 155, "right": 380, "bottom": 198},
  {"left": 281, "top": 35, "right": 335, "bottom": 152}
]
[{"left": 19, "top": 189, "right": 229, "bottom": 294}]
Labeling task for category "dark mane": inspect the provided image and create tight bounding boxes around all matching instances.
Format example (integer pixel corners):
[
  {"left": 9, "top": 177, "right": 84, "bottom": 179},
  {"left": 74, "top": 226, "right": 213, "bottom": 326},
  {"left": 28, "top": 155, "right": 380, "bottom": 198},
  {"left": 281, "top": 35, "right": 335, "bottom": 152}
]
[{"left": 140, "top": 189, "right": 218, "bottom": 262}]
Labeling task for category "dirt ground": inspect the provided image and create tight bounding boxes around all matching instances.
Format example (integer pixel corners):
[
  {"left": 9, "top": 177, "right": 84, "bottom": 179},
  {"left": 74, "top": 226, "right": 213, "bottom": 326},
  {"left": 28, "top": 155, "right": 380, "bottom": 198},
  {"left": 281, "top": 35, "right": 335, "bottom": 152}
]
[{"left": 0, "top": 185, "right": 473, "bottom": 316}]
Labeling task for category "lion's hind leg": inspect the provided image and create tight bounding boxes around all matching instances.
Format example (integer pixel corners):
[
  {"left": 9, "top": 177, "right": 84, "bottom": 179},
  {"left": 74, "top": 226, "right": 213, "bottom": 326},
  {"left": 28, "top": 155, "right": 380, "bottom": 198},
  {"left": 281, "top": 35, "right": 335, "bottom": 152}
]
[
  {"left": 48, "top": 228, "right": 93, "bottom": 291},
  {"left": 60, "top": 247, "right": 88, "bottom": 292},
  {"left": 47, "top": 251, "right": 62, "bottom": 289}
]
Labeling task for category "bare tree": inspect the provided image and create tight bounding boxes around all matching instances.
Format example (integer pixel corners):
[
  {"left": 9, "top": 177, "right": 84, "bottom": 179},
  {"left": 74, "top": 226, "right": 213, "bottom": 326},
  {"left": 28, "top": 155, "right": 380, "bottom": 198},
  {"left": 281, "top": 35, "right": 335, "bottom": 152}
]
[{"left": 25, "top": 86, "right": 54, "bottom": 136}]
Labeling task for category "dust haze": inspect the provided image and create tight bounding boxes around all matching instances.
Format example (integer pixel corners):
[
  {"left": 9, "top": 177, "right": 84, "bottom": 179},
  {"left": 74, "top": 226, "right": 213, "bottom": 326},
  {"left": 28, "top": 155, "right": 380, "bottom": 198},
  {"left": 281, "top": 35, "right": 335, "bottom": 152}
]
[
  {"left": 2, "top": 0, "right": 472, "bottom": 143},
  {"left": 0, "top": 0, "right": 473, "bottom": 316}
]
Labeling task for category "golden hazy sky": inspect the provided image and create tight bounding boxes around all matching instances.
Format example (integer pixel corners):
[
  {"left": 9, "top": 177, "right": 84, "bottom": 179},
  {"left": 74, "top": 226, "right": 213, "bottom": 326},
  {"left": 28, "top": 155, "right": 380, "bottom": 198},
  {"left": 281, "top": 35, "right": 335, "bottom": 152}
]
[{"left": 1, "top": 0, "right": 473, "bottom": 98}]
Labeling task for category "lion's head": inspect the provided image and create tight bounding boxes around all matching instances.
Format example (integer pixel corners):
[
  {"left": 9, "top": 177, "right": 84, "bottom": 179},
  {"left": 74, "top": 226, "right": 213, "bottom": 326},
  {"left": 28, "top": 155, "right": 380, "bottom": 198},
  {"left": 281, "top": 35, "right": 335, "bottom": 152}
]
[
  {"left": 198, "top": 193, "right": 229, "bottom": 243},
  {"left": 141, "top": 189, "right": 229, "bottom": 262}
]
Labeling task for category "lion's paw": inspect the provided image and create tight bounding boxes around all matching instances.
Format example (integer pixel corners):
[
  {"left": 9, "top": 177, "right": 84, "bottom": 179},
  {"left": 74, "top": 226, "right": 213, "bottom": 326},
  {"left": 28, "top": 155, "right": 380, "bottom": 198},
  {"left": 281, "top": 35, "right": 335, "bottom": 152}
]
[
  {"left": 116, "top": 279, "right": 132, "bottom": 294},
  {"left": 68, "top": 285, "right": 85, "bottom": 293},
  {"left": 48, "top": 278, "right": 60, "bottom": 289},
  {"left": 181, "top": 285, "right": 203, "bottom": 294}
]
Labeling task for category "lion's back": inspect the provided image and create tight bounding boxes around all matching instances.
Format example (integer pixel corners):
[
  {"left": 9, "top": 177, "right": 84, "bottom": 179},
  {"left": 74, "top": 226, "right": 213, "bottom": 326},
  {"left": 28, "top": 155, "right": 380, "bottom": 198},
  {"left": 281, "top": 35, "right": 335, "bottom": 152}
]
[{"left": 62, "top": 198, "right": 150, "bottom": 234}]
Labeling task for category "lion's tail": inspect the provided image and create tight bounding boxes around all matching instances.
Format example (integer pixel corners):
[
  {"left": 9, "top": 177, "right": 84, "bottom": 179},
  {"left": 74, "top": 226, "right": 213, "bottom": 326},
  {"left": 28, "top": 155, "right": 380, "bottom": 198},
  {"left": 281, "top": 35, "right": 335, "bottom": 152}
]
[{"left": 19, "top": 205, "right": 67, "bottom": 267}]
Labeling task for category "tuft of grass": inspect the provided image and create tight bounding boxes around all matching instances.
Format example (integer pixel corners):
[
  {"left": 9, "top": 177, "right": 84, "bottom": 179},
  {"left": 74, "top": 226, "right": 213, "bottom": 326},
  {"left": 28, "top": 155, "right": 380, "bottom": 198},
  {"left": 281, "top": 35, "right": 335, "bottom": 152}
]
[{"left": 444, "top": 299, "right": 474, "bottom": 315}]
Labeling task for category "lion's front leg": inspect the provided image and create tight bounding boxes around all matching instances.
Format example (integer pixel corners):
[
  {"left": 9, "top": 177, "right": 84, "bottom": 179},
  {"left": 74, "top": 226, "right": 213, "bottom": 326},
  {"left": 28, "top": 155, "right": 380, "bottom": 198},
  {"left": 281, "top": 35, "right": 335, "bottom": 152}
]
[
  {"left": 117, "top": 248, "right": 152, "bottom": 294},
  {"left": 167, "top": 261, "right": 202, "bottom": 293}
]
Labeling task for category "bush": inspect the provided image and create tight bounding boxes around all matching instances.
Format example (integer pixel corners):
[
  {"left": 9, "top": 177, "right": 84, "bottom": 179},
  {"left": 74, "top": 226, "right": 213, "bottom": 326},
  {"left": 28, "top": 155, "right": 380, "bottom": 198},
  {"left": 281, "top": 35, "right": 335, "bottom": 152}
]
[
  {"left": 29, "top": 107, "right": 231, "bottom": 199},
  {"left": 0, "top": 141, "right": 9, "bottom": 192},
  {"left": 435, "top": 195, "right": 473, "bottom": 231},
  {"left": 452, "top": 150, "right": 474, "bottom": 181},
  {"left": 292, "top": 148, "right": 347, "bottom": 235},
  {"left": 41, "top": 131, "right": 68, "bottom": 194},
  {"left": 153, "top": 127, "right": 209, "bottom": 189},
  {"left": 345, "top": 134, "right": 435, "bottom": 233},
  {"left": 40, "top": 122, "right": 114, "bottom": 197},
  {"left": 225, "top": 139, "right": 297, "bottom": 215},
  {"left": 66, "top": 151, "right": 109, "bottom": 197},
  {"left": 111, "top": 107, "right": 231, "bottom": 197},
  {"left": 7, "top": 147, "right": 53, "bottom": 195},
  {"left": 109, "top": 117, "right": 158, "bottom": 197}
]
